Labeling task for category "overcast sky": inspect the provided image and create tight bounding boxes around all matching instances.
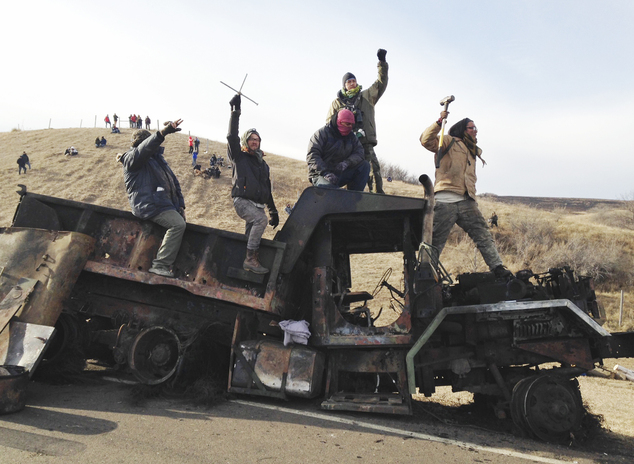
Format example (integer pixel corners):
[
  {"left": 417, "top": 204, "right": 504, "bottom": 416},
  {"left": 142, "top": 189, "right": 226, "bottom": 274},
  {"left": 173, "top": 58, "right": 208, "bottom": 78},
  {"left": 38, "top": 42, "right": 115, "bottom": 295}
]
[{"left": 2, "top": 0, "right": 633, "bottom": 200}]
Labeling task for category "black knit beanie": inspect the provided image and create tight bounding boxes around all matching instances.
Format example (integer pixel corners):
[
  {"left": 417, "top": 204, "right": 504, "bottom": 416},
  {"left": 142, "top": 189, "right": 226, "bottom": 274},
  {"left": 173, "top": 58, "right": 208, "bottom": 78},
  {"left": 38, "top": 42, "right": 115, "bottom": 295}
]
[{"left": 342, "top": 72, "right": 356, "bottom": 87}]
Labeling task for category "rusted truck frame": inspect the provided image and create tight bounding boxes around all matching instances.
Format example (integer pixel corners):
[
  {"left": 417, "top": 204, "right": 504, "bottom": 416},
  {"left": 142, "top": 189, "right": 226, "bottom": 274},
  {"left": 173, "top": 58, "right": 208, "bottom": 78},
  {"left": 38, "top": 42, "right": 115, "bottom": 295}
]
[{"left": 7, "top": 183, "right": 634, "bottom": 442}]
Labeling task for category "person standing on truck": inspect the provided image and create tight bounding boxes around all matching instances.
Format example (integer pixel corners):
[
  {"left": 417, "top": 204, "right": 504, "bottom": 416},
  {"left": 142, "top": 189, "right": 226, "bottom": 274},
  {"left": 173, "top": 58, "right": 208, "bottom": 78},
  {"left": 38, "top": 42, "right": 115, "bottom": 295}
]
[
  {"left": 420, "top": 110, "right": 512, "bottom": 278},
  {"left": 307, "top": 108, "right": 370, "bottom": 191},
  {"left": 117, "top": 120, "right": 186, "bottom": 278},
  {"left": 326, "top": 49, "right": 388, "bottom": 194},
  {"left": 227, "top": 93, "right": 279, "bottom": 275}
]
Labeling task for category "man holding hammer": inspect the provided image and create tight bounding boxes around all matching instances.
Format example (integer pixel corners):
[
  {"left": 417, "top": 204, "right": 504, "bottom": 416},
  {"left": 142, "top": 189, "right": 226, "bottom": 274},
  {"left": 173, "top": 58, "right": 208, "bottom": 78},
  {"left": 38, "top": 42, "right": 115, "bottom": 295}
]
[{"left": 420, "top": 101, "right": 511, "bottom": 278}]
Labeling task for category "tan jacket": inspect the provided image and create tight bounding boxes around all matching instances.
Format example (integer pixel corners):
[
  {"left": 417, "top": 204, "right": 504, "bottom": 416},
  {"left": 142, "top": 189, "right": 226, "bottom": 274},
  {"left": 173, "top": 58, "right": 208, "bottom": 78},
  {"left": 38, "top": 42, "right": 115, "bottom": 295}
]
[{"left": 420, "top": 121, "right": 481, "bottom": 199}]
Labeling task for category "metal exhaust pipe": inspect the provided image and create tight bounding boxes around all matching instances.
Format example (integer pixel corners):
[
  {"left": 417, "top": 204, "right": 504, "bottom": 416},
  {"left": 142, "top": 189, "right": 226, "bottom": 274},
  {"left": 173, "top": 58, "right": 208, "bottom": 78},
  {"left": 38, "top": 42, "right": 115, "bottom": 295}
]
[{"left": 418, "top": 175, "right": 435, "bottom": 262}]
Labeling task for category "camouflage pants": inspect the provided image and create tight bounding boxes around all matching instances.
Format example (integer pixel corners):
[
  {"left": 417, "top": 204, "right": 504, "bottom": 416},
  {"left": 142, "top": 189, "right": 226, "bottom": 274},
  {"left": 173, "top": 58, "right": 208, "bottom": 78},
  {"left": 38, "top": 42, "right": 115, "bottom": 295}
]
[
  {"left": 363, "top": 144, "right": 384, "bottom": 194},
  {"left": 432, "top": 199, "right": 503, "bottom": 270}
]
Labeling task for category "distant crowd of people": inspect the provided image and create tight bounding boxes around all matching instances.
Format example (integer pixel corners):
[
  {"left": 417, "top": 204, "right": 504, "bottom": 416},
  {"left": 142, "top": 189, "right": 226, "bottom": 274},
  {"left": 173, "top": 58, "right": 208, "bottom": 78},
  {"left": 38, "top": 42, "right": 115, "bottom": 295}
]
[{"left": 104, "top": 113, "right": 152, "bottom": 131}]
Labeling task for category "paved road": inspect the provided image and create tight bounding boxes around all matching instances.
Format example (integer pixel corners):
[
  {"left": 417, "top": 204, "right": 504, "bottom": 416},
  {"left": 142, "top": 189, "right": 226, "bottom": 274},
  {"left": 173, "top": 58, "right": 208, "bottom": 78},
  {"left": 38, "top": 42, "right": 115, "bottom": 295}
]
[{"left": 0, "top": 379, "right": 625, "bottom": 463}]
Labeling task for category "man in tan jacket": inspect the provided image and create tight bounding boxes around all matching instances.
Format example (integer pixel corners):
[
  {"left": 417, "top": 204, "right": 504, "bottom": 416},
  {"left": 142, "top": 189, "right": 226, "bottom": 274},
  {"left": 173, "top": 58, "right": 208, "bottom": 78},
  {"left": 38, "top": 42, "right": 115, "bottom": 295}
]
[{"left": 420, "top": 110, "right": 511, "bottom": 278}]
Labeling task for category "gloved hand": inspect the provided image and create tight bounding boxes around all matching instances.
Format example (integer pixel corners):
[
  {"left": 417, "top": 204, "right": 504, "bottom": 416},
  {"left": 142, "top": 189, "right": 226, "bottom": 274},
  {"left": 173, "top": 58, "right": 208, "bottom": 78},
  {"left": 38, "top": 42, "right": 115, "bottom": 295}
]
[
  {"left": 324, "top": 172, "right": 338, "bottom": 185},
  {"left": 230, "top": 94, "right": 241, "bottom": 111},
  {"left": 377, "top": 49, "right": 387, "bottom": 62},
  {"left": 269, "top": 211, "right": 279, "bottom": 229},
  {"left": 334, "top": 160, "right": 350, "bottom": 173},
  {"left": 179, "top": 207, "right": 186, "bottom": 221},
  {"left": 161, "top": 119, "right": 183, "bottom": 137}
]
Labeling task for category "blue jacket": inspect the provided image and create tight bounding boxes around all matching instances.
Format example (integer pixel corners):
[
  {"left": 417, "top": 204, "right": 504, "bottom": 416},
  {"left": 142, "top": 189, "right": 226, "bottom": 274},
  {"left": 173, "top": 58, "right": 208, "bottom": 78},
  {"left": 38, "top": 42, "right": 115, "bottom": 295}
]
[{"left": 120, "top": 132, "right": 185, "bottom": 219}]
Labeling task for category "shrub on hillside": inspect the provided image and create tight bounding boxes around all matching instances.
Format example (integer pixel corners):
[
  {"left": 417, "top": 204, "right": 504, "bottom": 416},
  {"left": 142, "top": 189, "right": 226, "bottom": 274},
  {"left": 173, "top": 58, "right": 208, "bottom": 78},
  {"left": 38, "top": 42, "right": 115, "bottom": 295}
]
[
  {"left": 495, "top": 212, "right": 634, "bottom": 289},
  {"left": 439, "top": 206, "right": 634, "bottom": 290},
  {"left": 379, "top": 158, "right": 418, "bottom": 184}
]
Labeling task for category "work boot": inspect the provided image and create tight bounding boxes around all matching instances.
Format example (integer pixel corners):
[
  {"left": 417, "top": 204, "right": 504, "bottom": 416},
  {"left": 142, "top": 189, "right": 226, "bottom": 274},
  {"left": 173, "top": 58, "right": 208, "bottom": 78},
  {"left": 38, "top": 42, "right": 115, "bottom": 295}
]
[
  {"left": 243, "top": 248, "right": 269, "bottom": 274},
  {"left": 148, "top": 266, "right": 175, "bottom": 278},
  {"left": 493, "top": 265, "right": 513, "bottom": 279}
]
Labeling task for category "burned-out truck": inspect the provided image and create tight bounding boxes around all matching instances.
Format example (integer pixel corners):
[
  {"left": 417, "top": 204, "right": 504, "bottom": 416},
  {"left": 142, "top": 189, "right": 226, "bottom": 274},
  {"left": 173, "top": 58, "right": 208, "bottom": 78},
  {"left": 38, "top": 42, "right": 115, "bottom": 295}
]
[{"left": 4, "top": 180, "right": 634, "bottom": 442}]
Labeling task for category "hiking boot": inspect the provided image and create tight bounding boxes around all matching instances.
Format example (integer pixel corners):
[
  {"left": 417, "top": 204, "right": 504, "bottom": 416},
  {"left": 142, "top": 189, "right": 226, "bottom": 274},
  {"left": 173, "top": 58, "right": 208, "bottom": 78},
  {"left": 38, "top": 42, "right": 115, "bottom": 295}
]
[
  {"left": 148, "top": 266, "right": 175, "bottom": 278},
  {"left": 493, "top": 265, "right": 513, "bottom": 279},
  {"left": 243, "top": 248, "right": 269, "bottom": 274}
]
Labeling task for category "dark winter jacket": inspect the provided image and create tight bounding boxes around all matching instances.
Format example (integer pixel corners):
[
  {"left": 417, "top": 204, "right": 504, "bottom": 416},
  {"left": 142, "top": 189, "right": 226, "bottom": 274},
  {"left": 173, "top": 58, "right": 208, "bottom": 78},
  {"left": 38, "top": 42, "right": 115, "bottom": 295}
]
[
  {"left": 119, "top": 132, "right": 184, "bottom": 219},
  {"left": 226, "top": 110, "right": 276, "bottom": 212},
  {"left": 306, "top": 117, "right": 365, "bottom": 183}
]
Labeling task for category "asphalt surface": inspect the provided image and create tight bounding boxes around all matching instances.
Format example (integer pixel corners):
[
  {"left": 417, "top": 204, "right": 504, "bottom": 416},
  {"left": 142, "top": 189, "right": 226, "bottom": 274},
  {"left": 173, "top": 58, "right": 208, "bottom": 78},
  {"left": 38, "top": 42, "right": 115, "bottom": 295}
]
[{"left": 1, "top": 375, "right": 629, "bottom": 464}]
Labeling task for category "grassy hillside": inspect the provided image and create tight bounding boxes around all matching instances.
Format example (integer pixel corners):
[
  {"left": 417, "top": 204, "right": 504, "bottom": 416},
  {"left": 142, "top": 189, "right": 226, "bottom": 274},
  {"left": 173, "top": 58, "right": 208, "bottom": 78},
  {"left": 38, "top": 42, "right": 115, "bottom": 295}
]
[{"left": 2, "top": 127, "right": 633, "bottom": 331}]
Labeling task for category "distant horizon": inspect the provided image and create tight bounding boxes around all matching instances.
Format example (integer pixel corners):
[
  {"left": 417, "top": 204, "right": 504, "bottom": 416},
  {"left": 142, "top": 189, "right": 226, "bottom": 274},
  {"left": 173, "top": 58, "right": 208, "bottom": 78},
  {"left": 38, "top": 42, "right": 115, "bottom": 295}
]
[{"left": 3, "top": 124, "right": 625, "bottom": 204}]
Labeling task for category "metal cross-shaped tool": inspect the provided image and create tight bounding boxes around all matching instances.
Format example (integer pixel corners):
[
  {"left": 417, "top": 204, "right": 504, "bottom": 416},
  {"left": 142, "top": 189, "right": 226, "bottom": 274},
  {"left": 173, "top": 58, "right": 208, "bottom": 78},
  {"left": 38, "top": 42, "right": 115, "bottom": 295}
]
[{"left": 220, "top": 74, "right": 259, "bottom": 106}]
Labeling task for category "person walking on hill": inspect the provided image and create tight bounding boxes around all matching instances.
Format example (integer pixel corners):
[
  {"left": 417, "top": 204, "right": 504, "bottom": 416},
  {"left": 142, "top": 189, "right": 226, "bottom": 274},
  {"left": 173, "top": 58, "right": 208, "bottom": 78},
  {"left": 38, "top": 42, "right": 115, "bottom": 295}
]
[
  {"left": 145, "top": 116, "right": 151, "bottom": 130},
  {"left": 420, "top": 110, "right": 511, "bottom": 278},
  {"left": 17, "top": 155, "right": 27, "bottom": 174},
  {"left": 489, "top": 212, "right": 498, "bottom": 228},
  {"left": 113, "top": 113, "right": 119, "bottom": 126},
  {"left": 188, "top": 136, "right": 194, "bottom": 154},
  {"left": 117, "top": 119, "right": 186, "bottom": 278},
  {"left": 194, "top": 137, "right": 200, "bottom": 153},
  {"left": 307, "top": 108, "right": 370, "bottom": 191},
  {"left": 21, "top": 151, "right": 31, "bottom": 169},
  {"left": 326, "top": 49, "right": 389, "bottom": 194},
  {"left": 227, "top": 93, "right": 279, "bottom": 275},
  {"left": 105, "top": 114, "right": 111, "bottom": 128}
]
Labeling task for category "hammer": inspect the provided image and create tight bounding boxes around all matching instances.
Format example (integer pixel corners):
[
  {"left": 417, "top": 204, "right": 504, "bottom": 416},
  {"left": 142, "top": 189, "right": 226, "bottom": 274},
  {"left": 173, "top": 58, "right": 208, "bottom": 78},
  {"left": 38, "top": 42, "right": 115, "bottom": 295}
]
[{"left": 437, "top": 95, "right": 455, "bottom": 160}]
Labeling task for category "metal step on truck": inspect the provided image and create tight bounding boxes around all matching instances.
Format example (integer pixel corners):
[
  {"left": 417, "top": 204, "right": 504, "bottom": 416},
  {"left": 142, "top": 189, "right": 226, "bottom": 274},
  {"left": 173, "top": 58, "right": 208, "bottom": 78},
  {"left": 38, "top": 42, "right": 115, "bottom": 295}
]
[{"left": 2, "top": 178, "right": 634, "bottom": 442}]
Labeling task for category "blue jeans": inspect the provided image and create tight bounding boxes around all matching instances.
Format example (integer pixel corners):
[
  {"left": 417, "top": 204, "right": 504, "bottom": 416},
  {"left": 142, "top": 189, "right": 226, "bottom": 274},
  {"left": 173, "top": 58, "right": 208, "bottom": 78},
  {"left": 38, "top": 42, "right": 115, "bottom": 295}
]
[{"left": 312, "top": 160, "right": 370, "bottom": 191}]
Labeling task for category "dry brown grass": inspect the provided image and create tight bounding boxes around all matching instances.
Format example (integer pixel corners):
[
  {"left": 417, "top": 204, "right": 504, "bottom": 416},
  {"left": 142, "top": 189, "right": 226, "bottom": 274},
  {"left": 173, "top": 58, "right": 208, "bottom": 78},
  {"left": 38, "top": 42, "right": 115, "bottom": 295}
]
[{"left": 2, "top": 128, "right": 634, "bottom": 331}]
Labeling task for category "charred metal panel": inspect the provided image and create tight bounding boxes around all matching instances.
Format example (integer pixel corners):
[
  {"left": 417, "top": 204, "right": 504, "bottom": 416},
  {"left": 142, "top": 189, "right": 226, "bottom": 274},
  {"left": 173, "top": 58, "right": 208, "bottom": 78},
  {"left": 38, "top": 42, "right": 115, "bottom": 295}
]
[
  {"left": 69, "top": 272, "right": 282, "bottom": 347},
  {"left": 516, "top": 338, "right": 594, "bottom": 370},
  {"left": 0, "top": 321, "right": 55, "bottom": 375},
  {"left": 322, "top": 349, "right": 412, "bottom": 415},
  {"left": 592, "top": 331, "right": 634, "bottom": 359},
  {"left": 11, "top": 192, "right": 291, "bottom": 317},
  {"left": 275, "top": 187, "right": 426, "bottom": 274},
  {"left": 0, "top": 279, "right": 38, "bottom": 332},
  {"left": 0, "top": 228, "right": 94, "bottom": 327}
]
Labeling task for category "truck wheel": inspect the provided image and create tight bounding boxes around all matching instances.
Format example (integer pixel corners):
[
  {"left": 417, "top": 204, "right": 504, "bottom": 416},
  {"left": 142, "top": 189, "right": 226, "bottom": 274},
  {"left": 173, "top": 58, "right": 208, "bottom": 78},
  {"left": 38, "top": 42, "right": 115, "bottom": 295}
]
[
  {"left": 512, "top": 375, "right": 584, "bottom": 443},
  {"left": 128, "top": 327, "right": 181, "bottom": 385},
  {"left": 36, "top": 312, "right": 87, "bottom": 379}
]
